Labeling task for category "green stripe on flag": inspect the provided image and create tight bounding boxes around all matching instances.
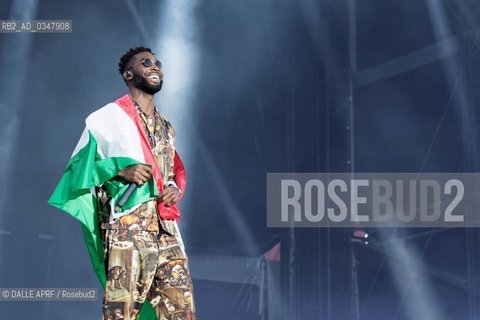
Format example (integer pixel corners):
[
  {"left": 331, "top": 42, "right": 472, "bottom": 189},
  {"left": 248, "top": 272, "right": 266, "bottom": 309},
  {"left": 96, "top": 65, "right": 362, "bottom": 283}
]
[{"left": 48, "top": 131, "right": 159, "bottom": 319}]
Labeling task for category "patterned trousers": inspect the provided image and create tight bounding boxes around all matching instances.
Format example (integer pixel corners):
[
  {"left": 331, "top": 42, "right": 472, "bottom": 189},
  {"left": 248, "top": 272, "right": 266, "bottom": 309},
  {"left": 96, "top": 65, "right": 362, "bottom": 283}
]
[{"left": 101, "top": 224, "right": 196, "bottom": 320}]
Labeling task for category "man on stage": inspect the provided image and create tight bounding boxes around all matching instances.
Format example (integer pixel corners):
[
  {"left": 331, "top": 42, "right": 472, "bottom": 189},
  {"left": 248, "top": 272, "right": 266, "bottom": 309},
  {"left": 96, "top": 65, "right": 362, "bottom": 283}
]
[{"left": 49, "top": 47, "right": 196, "bottom": 320}]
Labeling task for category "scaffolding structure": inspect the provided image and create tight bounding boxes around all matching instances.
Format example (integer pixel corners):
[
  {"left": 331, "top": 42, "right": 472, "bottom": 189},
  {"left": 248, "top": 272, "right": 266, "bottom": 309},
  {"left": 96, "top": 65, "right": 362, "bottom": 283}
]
[{"left": 283, "top": 1, "right": 480, "bottom": 319}]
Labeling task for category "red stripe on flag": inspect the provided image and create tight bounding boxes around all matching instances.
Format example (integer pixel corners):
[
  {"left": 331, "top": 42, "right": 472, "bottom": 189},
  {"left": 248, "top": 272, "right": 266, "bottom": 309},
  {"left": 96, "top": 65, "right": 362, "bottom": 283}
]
[{"left": 115, "top": 94, "right": 180, "bottom": 220}]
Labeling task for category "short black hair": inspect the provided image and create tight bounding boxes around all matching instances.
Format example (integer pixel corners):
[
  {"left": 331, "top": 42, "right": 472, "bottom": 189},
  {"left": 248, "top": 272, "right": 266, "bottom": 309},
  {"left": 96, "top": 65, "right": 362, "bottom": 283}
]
[{"left": 118, "top": 46, "right": 154, "bottom": 75}]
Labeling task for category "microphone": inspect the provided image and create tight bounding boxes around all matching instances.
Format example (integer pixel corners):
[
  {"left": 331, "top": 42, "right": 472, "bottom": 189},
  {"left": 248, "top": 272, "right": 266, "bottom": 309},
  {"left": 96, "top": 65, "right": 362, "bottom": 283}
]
[{"left": 114, "top": 183, "right": 138, "bottom": 212}]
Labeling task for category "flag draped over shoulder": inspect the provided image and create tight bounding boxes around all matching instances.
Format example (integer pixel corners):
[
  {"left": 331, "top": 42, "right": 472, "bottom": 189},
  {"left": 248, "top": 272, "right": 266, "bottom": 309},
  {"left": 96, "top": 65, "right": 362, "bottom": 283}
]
[
  {"left": 48, "top": 131, "right": 157, "bottom": 284},
  {"left": 48, "top": 96, "right": 185, "bottom": 319}
]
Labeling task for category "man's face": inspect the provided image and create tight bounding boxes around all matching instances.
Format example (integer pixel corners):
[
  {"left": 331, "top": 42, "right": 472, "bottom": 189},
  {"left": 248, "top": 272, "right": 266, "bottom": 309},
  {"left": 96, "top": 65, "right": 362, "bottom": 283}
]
[{"left": 126, "top": 51, "right": 163, "bottom": 95}]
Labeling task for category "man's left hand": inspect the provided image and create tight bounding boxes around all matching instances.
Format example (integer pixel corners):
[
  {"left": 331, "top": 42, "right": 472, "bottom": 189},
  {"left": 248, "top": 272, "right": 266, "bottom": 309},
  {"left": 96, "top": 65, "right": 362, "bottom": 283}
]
[{"left": 161, "top": 186, "right": 180, "bottom": 206}]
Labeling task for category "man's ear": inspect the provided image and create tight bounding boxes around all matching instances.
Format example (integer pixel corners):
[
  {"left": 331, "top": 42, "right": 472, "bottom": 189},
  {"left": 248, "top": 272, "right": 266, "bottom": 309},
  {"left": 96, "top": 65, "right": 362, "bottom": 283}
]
[{"left": 123, "top": 71, "right": 133, "bottom": 81}]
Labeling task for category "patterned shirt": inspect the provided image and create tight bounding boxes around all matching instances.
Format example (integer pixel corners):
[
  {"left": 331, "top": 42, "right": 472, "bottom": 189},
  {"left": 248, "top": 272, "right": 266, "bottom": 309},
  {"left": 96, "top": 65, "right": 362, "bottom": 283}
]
[{"left": 97, "top": 105, "right": 176, "bottom": 232}]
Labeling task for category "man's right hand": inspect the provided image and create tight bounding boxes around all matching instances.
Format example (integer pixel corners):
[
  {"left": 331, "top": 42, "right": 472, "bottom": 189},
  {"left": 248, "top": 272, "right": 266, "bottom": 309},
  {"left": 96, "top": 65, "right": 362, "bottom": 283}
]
[{"left": 117, "top": 164, "right": 152, "bottom": 185}]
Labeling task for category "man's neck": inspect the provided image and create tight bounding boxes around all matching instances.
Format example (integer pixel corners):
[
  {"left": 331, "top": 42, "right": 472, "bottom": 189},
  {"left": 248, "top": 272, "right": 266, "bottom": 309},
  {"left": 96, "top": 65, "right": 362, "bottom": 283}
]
[{"left": 129, "top": 87, "right": 155, "bottom": 116}]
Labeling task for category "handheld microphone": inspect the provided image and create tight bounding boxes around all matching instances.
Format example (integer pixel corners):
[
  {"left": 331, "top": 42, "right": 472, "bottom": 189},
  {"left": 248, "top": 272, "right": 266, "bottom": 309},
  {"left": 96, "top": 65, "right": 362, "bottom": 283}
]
[{"left": 114, "top": 183, "right": 138, "bottom": 212}]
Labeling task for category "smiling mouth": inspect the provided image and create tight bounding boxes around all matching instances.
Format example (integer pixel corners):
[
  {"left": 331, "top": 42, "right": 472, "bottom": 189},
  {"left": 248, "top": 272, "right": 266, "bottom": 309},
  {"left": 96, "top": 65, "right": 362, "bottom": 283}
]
[{"left": 147, "top": 74, "right": 161, "bottom": 81}]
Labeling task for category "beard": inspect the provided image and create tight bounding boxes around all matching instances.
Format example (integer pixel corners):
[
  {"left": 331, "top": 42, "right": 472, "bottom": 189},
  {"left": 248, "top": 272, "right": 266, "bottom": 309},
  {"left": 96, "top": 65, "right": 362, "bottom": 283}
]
[{"left": 133, "top": 74, "right": 163, "bottom": 95}]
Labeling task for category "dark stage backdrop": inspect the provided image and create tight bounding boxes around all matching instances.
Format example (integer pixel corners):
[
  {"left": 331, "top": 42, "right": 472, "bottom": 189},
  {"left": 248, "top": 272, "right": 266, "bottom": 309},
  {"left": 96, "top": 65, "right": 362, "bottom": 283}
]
[{"left": 1, "top": 0, "right": 480, "bottom": 320}]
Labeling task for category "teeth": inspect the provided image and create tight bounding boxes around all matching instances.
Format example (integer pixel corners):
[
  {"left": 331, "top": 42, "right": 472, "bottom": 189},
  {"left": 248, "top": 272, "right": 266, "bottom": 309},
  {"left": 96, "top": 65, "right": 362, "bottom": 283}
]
[{"left": 148, "top": 74, "right": 160, "bottom": 80}]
